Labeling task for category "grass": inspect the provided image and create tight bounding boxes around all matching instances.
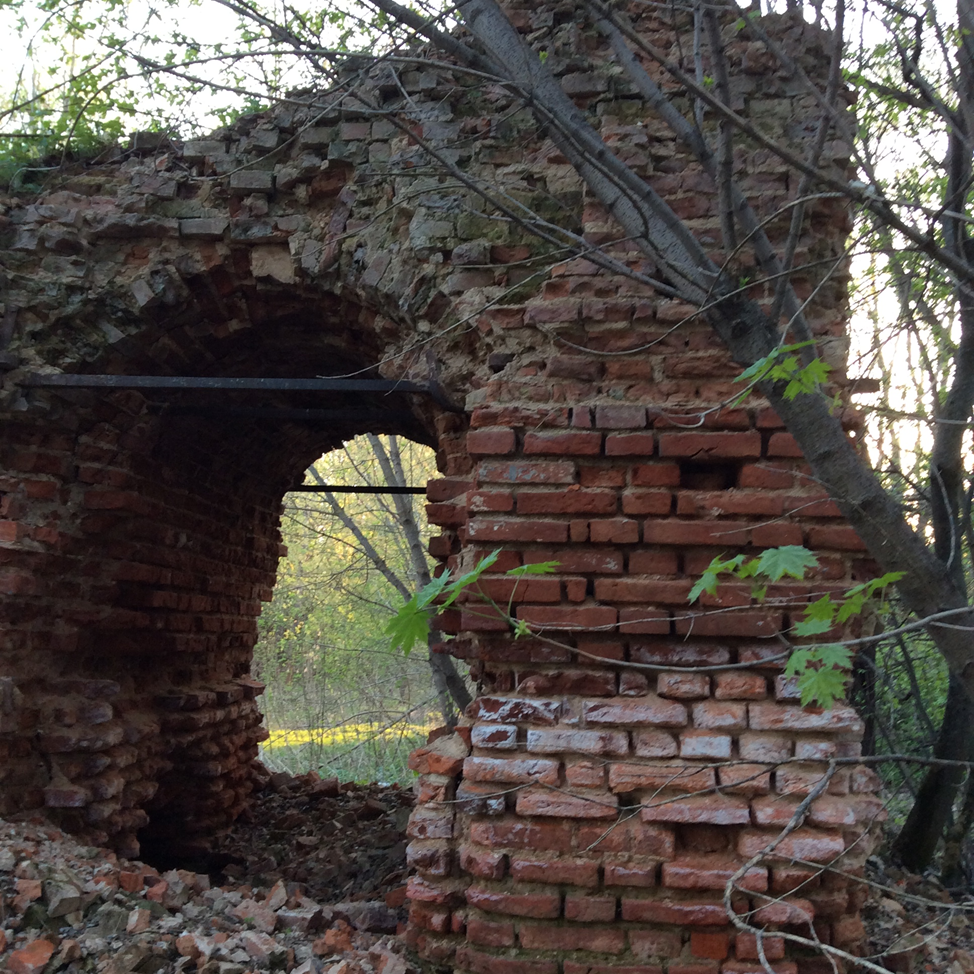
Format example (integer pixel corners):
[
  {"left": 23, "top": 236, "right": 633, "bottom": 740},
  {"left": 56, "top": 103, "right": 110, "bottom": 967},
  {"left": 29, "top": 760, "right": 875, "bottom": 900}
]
[{"left": 259, "top": 721, "right": 434, "bottom": 784}]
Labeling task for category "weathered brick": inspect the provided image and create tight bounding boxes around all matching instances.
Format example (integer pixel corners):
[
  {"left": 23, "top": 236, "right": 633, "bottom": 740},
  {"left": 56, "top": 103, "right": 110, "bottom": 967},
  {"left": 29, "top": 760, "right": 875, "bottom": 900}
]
[
  {"left": 584, "top": 696, "right": 687, "bottom": 727},
  {"left": 467, "top": 518, "right": 568, "bottom": 543},
  {"left": 516, "top": 489, "right": 617, "bottom": 515},
  {"left": 455, "top": 945, "right": 558, "bottom": 974},
  {"left": 605, "top": 433, "right": 656, "bottom": 456},
  {"left": 609, "top": 762, "right": 715, "bottom": 793},
  {"left": 717, "top": 763, "right": 772, "bottom": 795},
  {"left": 459, "top": 844, "right": 507, "bottom": 879},
  {"left": 524, "top": 432, "right": 602, "bottom": 455},
  {"left": 515, "top": 787, "right": 619, "bottom": 818},
  {"left": 603, "top": 861, "right": 657, "bottom": 886},
  {"left": 478, "top": 461, "right": 577, "bottom": 484},
  {"left": 641, "top": 794, "right": 750, "bottom": 825},
  {"left": 662, "top": 857, "right": 767, "bottom": 892},
  {"left": 657, "top": 672, "right": 710, "bottom": 699},
  {"left": 463, "top": 756, "right": 559, "bottom": 785},
  {"left": 466, "top": 887, "right": 561, "bottom": 918},
  {"left": 689, "top": 929, "right": 730, "bottom": 960},
  {"left": 679, "top": 730, "right": 732, "bottom": 759},
  {"left": 658, "top": 432, "right": 762, "bottom": 458},
  {"left": 748, "top": 703, "right": 863, "bottom": 733},
  {"left": 467, "top": 429, "right": 517, "bottom": 455},
  {"left": 621, "top": 897, "right": 731, "bottom": 925},
  {"left": 564, "top": 895, "right": 617, "bottom": 922},
  {"left": 714, "top": 672, "right": 767, "bottom": 700},
  {"left": 510, "top": 857, "right": 600, "bottom": 886},
  {"left": 589, "top": 518, "right": 640, "bottom": 543},
  {"left": 520, "top": 924, "right": 626, "bottom": 952},
  {"left": 526, "top": 728, "right": 629, "bottom": 756},
  {"left": 471, "top": 724, "right": 518, "bottom": 749},
  {"left": 595, "top": 404, "right": 648, "bottom": 428},
  {"left": 737, "top": 828, "right": 846, "bottom": 862},
  {"left": 469, "top": 819, "right": 573, "bottom": 852},
  {"left": 691, "top": 700, "right": 747, "bottom": 731},
  {"left": 633, "top": 730, "right": 679, "bottom": 757},
  {"left": 466, "top": 916, "right": 515, "bottom": 947}
]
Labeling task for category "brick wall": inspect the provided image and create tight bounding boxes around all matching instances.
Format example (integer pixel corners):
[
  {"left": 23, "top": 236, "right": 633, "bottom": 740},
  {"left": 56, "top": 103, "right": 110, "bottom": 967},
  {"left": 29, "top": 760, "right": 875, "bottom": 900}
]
[{"left": 0, "top": 2, "right": 875, "bottom": 970}]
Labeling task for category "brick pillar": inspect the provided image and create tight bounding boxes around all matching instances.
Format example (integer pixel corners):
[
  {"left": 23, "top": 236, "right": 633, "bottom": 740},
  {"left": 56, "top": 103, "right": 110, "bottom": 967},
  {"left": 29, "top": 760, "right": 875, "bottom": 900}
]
[{"left": 405, "top": 401, "right": 882, "bottom": 974}]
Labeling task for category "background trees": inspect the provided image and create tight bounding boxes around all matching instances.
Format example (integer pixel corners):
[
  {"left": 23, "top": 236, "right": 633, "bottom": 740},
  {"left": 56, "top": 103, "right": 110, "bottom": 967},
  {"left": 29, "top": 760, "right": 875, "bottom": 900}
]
[{"left": 6, "top": 0, "right": 974, "bottom": 878}]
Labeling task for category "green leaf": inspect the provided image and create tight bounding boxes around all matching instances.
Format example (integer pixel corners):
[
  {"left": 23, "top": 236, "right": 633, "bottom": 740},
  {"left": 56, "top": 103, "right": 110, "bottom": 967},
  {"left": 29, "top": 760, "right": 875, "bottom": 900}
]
[
  {"left": 507, "top": 561, "right": 561, "bottom": 577},
  {"left": 414, "top": 571, "right": 451, "bottom": 611},
  {"left": 441, "top": 549, "right": 500, "bottom": 608},
  {"left": 793, "top": 616, "right": 835, "bottom": 637},
  {"left": 755, "top": 545, "right": 818, "bottom": 581},
  {"left": 797, "top": 666, "right": 847, "bottom": 709},
  {"left": 688, "top": 554, "right": 745, "bottom": 603},
  {"left": 513, "top": 618, "right": 531, "bottom": 639},
  {"left": 385, "top": 595, "right": 431, "bottom": 657}
]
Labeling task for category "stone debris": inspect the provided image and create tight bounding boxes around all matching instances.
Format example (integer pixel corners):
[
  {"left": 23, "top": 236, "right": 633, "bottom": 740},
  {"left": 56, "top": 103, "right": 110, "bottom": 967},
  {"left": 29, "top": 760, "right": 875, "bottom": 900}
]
[{"left": 0, "top": 774, "right": 418, "bottom": 974}]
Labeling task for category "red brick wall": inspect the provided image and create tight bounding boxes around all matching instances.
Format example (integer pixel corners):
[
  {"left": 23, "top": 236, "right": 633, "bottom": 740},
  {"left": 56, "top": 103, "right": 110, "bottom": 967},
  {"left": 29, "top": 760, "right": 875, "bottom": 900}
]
[{"left": 0, "top": 2, "right": 875, "bottom": 970}]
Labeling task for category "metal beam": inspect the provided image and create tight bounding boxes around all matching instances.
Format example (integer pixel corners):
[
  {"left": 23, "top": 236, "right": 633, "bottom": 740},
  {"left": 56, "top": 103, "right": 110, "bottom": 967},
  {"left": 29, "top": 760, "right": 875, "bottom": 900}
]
[
  {"left": 289, "top": 485, "right": 426, "bottom": 495},
  {"left": 22, "top": 374, "right": 430, "bottom": 394},
  {"left": 164, "top": 406, "right": 402, "bottom": 423}
]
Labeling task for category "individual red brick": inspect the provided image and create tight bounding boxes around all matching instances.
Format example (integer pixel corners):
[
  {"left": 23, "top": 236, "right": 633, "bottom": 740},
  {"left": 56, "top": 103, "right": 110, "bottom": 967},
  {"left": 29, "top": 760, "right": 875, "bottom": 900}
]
[
  {"left": 595, "top": 404, "right": 648, "bottom": 428},
  {"left": 590, "top": 518, "right": 639, "bottom": 543},
  {"left": 775, "top": 765, "right": 836, "bottom": 797},
  {"left": 525, "top": 548, "right": 623, "bottom": 573},
  {"left": 570, "top": 518, "right": 589, "bottom": 542},
  {"left": 719, "top": 964, "right": 797, "bottom": 974},
  {"left": 515, "top": 787, "right": 618, "bottom": 818},
  {"left": 518, "top": 669, "right": 616, "bottom": 697},
  {"left": 579, "top": 466, "right": 627, "bottom": 487},
  {"left": 735, "top": 932, "right": 786, "bottom": 960},
  {"left": 690, "top": 929, "right": 730, "bottom": 960},
  {"left": 459, "top": 845, "right": 507, "bottom": 879},
  {"left": 8, "top": 939, "right": 56, "bottom": 974},
  {"left": 478, "top": 461, "right": 577, "bottom": 484},
  {"left": 641, "top": 795, "right": 750, "bottom": 825},
  {"left": 633, "top": 730, "right": 678, "bottom": 757},
  {"left": 675, "top": 610, "right": 781, "bottom": 638},
  {"left": 751, "top": 523, "right": 804, "bottom": 547},
  {"left": 714, "top": 672, "right": 767, "bottom": 700},
  {"left": 632, "top": 642, "right": 730, "bottom": 666},
  {"left": 644, "top": 519, "right": 750, "bottom": 546},
  {"left": 520, "top": 924, "right": 626, "bottom": 953},
  {"left": 620, "top": 671, "right": 650, "bottom": 695},
  {"left": 603, "top": 861, "right": 657, "bottom": 887},
  {"left": 510, "top": 857, "right": 600, "bottom": 886},
  {"left": 467, "top": 429, "right": 516, "bottom": 455},
  {"left": 470, "top": 406, "right": 568, "bottom": 429},
  {"left": 470, "top": 696, "right": 562, "bottom": 724},
  {"left": 467, "top": 518, "right": 568, "bottom": 543},
  {"left": 524, "top": 431, "right": 602, "bottom": 455},
  {"left": 738, "top": 463, "right": 795, "bottom": 489},
  {"left": 466, "top": 887, "right": 561, "bottom": 918},
  {"left": 469, "top": 819, "right": 573, "bottom": 852},
  {"left": 628, "top": 550, "right": 679, "bottom": 574},
  {"left": 795, "top": 739, "right": 838, "bottom": 760},
  {"left": 629, "top": 928, "right": 683, "bottom": 959},
  {"left": 767, "top": 432, "right": 804, "bottom": 457},
  {"left": 621, "top": 490, "right": 672, "bottom": 515},
  {"left": 471, "top": 724, "right": 517, "bottom": 749},
  {"left": 739, "top": 733, "right": 793, "bottom": 762},
  {"left": 632, "top": 463, "right": 682, "bottom": 486},
  {"left": 517, "top": 605, "right": 618, "bottom": 631},
  {"left": 564, "top": 895, "right": 617, "bottom": 923},
  {"left": 749, "top": 703, "right": 862, "bottom": 733},
  {"left": 409, "top": 747, "right": 464, "bottom": 776},
  {"left": 807, "top": 797, "right": 857, "bottom": 827},
  {"left": 609, "top": 763, "right": 715, "bottom": 793},
  {"left": 621, "top": 897, "right": 730, "bottom": 925},
  {"left": 618, "top": 608, "right": 672, "bottom": 634},
  {"left": 474, "top": 577, "right": 561, "bottom": 603},
  {"left": 525, "top": 728, "right": 629, "bottom": 755},
  {"left": 407, "top": 840, "right": 453, "bottom": 876},
  {"left": 677, "top": 492, "right": 783, "bottom": 517},
  {"left": 565, "top": 760, "right": 606, "bottom": 787},
  {"left": 657, "top": 672, "right": 710, "bottom": 699},
  {"left": 717, "top": 763, "right": 772, "bottom": 795},
  {"left": 605, "top": 433, "right": 656, "bottom": 456},
  {"left": 692, "top": 700, "right": 747, "bottom": 730},
  {"left": 469, "top": 489, "right": 514, "bottom": 512},
  {"left": 679, "top": 730, "right": 731, "bottom": 759},
  {"left": 516, "top": 489, "right": 617, "bottom": 515},
  {"left": 658, "top": 431, "right": 761, "bottom": 458},
  {"left": 753, "top": 896, "right": 815, "bottom": 925},
  {"left": 577, "top": 821, "right": 676, "bottom": 858},
  {"left": 737, "top": 828, "right": 846, "bottom": 862},
  {"left": 595, "top": 578, "right": 691, "bottom": 603},
  {"left": 664, "top": 857, "right": 767, "bottom": 893},
  {"left": 783, "top": 494, "right": 842, "bottom": 518},
  {"left": 807, "top": 525, "right": 868, "bottom": 551},
  {"left": 455, "top": 945, "right": 558, "bottom": 974},
  {"left": 466, "top": 916, "right": 515, "bottom": 947},
  {"left": 572, "top": 406, "right": 594, "bottom": 427},
  {"left": 463, "top": 756, "right": 559, "bottom": 785},
  {"left": 584, "top": 695, "right": 686, "bottom": 727}
]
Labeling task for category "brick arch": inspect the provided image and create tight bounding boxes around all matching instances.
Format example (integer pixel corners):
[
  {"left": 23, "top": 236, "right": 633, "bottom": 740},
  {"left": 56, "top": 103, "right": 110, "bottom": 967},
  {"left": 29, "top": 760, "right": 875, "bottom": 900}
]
[{"left": 0, "top": 5, "right": 880, "bottom": 971}]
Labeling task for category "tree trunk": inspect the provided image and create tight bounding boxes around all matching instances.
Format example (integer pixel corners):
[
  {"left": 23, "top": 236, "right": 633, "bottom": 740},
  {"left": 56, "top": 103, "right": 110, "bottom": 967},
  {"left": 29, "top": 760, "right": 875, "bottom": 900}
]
[{"left": 893, "top": 674, "right": 974, "bottom": 871}]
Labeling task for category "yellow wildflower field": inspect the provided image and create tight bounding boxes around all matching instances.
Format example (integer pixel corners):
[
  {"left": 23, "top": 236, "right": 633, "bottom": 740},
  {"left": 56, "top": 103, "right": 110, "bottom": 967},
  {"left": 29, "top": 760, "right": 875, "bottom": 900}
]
[{"left": 263, "top": 723, "right": 434, "bottom": 751}]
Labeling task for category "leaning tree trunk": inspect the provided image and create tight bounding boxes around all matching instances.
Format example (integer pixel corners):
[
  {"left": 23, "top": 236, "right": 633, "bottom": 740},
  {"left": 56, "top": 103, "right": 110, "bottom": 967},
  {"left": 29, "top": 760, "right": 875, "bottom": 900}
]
[{"left": 893, "top": 675, "right": 974, "bottom": 871}]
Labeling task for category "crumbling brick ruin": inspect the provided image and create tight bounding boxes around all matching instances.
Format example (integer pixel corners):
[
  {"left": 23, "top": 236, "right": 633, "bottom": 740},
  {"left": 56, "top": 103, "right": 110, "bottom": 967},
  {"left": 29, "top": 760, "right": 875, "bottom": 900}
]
[{"left": 0, "top": 3, "right": 880, "bottom": 972}]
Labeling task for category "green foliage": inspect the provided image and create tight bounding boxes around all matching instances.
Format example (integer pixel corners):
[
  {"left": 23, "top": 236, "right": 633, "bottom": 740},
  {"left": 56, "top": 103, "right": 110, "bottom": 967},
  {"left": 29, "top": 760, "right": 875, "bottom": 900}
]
[
  {"left": 386, "top": 551, "right": 560, "bottom": 653},
  {"left": 733, "top": 342, "right": 833, "bottom": 406},
  {"left": 690, "top": 547, "right": 904, "bottom": 709}
]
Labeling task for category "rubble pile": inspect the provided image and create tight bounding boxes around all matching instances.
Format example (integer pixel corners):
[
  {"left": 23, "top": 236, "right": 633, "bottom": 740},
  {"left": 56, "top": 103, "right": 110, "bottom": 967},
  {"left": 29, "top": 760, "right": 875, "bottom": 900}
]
[{"left": 0, "top": 772, "right": 417, "bottom": 974}]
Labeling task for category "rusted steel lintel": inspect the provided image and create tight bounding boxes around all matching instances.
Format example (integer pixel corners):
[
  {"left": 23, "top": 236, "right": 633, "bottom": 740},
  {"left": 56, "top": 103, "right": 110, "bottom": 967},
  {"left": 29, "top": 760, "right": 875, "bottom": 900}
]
[
  {"left": 22, "top": 374, "right": 430, "bottom": 394},
  {"left": 289, "top": 485, "right": 426, "bottom": 494}
]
